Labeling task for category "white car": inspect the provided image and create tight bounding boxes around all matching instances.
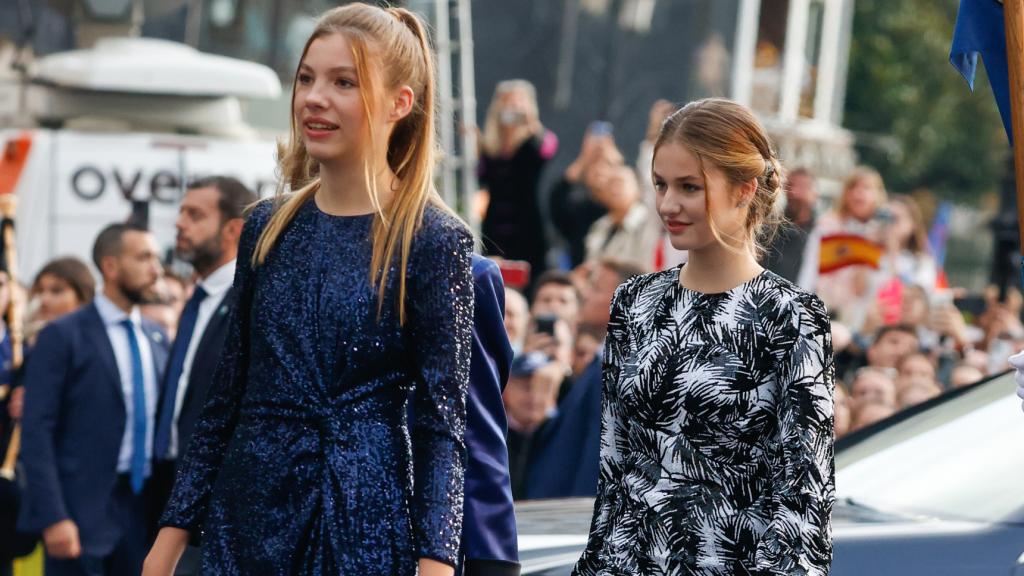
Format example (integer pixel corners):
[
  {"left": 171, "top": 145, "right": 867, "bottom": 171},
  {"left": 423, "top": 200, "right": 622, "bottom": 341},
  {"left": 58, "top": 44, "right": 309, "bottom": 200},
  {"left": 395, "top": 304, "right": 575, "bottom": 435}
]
[{"left": 515, "top": 370, "right": 1024, "bottom": 575}]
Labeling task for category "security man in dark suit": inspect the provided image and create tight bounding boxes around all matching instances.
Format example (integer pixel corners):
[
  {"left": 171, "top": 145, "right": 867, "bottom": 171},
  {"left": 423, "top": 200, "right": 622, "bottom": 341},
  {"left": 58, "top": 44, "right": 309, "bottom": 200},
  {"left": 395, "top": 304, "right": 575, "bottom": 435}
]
[
  {"left": 18, "top": 223, "right": 169, "bottom": 576},
  {"left": 150, "top": 176, "right": 256, "bottom": 573},
  {"left": 460, "top": 254, "right": 520, "bottom": 576}
]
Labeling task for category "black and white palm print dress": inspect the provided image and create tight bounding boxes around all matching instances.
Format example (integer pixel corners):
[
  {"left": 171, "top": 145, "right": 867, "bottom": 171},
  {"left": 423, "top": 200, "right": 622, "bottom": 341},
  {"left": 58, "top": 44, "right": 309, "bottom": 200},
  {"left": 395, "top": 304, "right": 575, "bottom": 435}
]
[{"left": 573, "top": 265, "right": 835, "bottom": 576}]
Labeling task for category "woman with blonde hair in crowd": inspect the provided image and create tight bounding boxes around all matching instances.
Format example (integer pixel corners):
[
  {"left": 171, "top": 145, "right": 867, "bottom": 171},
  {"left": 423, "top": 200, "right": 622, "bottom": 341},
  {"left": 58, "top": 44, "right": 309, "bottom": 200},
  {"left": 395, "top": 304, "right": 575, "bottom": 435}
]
[
  {"left": 145, "top": 4, "right": 474, "bottom": 575},
  {"left": 883, "top": 194, "right": 938, "bottom": 289},
  {"left": 575, "top": 98, "right": 834, "bottom": 575},
  {"left": 477, "top": 79, "right": 557, "bottom": 290},
  {"left": 798, "top": 166, "right": 889, "bottom": 331}
]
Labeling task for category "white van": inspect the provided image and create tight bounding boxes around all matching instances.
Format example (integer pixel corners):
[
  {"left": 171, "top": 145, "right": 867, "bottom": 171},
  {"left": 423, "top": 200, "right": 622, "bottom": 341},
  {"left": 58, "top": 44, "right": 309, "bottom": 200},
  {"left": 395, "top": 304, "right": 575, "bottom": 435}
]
[{"left": 0, "top": 37, "right": 283, "bottom": 280}]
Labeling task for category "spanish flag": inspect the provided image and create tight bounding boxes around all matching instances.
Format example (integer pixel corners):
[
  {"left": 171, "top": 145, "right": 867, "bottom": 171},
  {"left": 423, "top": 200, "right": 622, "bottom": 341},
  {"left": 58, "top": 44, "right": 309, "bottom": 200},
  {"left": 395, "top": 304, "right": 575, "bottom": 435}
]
[{"left": 819, "top": 233, "right": 884, "bottom": 274}]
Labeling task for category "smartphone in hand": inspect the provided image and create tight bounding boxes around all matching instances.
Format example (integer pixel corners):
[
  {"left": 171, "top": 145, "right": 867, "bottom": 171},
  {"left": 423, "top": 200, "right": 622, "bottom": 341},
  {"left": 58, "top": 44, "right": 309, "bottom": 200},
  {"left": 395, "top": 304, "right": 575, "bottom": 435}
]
[{"left": 535, "top": 315, "right": 557, "bottom": 337}]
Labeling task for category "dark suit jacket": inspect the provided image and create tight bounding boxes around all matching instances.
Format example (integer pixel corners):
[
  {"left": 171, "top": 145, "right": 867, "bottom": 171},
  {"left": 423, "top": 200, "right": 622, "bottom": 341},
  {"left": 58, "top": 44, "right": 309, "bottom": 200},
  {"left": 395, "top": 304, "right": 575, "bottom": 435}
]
[
  {"left": 170, "top": 286, "right": 235, "bottom": 457},
  {"left": 461, "top": 255, "right": 519, "bottom": 576},
  {"left": 524, "top": 353, "right": 603, "bottom": 499},
  {"left": 17, "top": 303, "right": 168, "bottom": 556},
  {"left": 150, "top": 287, "right": 235, "bottom": 532}
]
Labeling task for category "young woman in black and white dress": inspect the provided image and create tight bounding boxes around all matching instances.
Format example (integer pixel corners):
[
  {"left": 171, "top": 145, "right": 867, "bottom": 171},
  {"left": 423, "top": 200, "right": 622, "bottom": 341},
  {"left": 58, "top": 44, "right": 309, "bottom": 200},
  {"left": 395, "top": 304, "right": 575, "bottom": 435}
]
[{"left": 574, "top": 98, "right": 835, "bottom": 576}]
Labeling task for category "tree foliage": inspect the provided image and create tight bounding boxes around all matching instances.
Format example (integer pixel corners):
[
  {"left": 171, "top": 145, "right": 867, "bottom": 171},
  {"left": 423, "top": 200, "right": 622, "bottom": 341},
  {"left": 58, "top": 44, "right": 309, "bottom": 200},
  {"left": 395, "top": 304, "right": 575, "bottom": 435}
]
[{"left": 844, "top": 0, "right": 1006, "bottom": 202}]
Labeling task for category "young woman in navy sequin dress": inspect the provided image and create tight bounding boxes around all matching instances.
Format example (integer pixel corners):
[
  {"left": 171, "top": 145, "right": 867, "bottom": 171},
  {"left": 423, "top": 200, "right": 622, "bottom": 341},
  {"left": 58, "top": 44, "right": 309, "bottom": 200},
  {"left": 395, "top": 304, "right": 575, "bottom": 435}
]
[
  {"left": 144, "top": 5, "right": 473, "bottom": 576},
  {"left": 574, "top": 99, "right": 835, "bottom": 575}
]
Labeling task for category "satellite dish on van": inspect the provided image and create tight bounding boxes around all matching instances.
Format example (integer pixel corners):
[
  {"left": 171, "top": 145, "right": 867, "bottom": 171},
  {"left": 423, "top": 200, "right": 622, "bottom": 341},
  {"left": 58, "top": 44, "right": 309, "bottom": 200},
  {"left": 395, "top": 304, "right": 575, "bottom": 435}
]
[
  {"left": 44, "top": 0, "right": 190, "bottom": 20},
  {"left": 33, "top": 37, "right": 281, "bottom": 98}
]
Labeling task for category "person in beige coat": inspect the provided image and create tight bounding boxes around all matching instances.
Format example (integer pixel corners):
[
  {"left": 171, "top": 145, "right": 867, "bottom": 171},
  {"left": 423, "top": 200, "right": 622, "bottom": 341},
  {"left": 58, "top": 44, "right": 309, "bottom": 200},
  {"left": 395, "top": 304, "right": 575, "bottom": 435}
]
[{"left": 583, "top": 165, "right": 661, "bottom": 272}]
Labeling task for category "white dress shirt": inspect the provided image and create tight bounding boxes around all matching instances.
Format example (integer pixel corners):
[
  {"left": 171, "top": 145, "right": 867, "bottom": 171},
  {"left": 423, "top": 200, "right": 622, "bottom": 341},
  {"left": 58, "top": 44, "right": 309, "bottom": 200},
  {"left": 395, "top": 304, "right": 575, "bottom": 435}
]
[
  {"left": 168, "top": 259, "right": 236, "bottom": 458},
  {"left": 94, "top": 293, "right": 159, "bottom": 476}
]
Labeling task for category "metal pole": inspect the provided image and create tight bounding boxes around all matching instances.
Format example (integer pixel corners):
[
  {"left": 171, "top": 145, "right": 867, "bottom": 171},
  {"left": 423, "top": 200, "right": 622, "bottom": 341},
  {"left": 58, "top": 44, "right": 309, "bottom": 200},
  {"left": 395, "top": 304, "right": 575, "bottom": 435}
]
[
  {"left": 434, "top": 0, "right": 457, "bottom": 209},
  {"left": 599, "top": 0, "right": 624, "bottom": 120},
  {"left": 731, "top": 0, "right": 762, "bottom": 107},
  {"left": 554, "top": 0, "right": 580, "bottom": 110},
  {"left": 130, "top": 0, "right": 144, "bottom": 37},
  {"left": 779, "top": 0, "right": 811, "bottom": 121},
  {"left": 456, "top": 0, "right": 479, "bottom": 232},
  {"left": 185, "top": 0, "right": 204, "bottom": 48},
  {"left": 814, "top": 0, "right": 844, "bottom": 123}
]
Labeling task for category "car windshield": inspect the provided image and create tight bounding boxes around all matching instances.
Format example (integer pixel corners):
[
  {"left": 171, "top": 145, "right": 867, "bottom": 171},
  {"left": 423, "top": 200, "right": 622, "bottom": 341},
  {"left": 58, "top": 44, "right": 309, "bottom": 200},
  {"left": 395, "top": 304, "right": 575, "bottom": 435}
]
[{"left": 835, "top": 372, "right": 1024, "bottom": 524}]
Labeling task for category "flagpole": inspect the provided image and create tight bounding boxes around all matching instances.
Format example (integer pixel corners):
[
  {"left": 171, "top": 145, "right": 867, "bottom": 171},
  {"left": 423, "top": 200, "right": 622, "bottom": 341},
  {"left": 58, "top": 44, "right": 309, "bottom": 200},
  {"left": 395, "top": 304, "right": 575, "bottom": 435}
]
[{"left": 1005, "top": 0, "right": 1024, "bottom": 282}]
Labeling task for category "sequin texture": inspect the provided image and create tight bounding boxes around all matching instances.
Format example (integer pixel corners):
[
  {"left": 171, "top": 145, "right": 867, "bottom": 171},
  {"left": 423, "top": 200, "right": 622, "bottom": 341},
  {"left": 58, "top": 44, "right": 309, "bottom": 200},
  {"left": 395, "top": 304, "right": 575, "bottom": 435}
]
[{"left": 160, "top": 199, "right": 475, "bottom": 574}]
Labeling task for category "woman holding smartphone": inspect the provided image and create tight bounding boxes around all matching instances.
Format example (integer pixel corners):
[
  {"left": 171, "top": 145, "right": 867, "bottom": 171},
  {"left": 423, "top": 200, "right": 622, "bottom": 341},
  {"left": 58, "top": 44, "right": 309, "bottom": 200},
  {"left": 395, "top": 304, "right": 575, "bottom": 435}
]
[
  {"left": 796, "top": 167, "right": 888, "bottom": 332},
  {"left": 477, "top": 80, "right": 557, "bottom": 292}
]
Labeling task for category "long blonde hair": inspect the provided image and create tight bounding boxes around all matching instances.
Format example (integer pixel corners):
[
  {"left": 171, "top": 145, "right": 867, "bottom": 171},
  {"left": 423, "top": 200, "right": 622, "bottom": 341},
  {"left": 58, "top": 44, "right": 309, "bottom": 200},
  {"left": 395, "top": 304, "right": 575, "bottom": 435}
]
[
  {"left": 252, "top": 3, "right": 451, "bottom": 324},
  {"left": 480, "top": 79, "right": 540, "bottom": 157},
  {"left": 654, "top": 98, "right": 784, "bottom": 259},
  {"left": 837, "top": 166, "right": 887, "bottom": 221}
]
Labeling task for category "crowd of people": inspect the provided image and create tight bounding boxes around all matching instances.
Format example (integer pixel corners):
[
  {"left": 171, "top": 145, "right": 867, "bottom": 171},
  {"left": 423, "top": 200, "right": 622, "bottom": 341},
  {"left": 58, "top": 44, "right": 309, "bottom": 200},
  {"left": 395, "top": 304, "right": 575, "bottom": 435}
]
[
  {"left": 0, "top": 175, "right": 255, "bottom": 576},
  {"left": 477, "top": 79, "right": 1021, "bottom": 500},
  {"left": 0, "top": 12, "right": 1017, "bottom": 574}
]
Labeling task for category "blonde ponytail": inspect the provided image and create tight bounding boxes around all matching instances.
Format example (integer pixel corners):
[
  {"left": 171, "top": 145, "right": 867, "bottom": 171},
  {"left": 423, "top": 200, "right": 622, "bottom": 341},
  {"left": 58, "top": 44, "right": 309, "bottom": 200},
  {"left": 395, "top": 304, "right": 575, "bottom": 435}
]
[{"left": 252, "top": 3, "right": 463, "bottom": 325}]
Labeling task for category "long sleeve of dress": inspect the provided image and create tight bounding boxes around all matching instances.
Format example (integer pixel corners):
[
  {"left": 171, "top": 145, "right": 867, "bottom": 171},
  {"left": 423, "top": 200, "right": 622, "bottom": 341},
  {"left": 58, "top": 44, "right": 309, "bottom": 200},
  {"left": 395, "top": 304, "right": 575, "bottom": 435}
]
[
  {"left": 406, "top": 221, "right": 475, "bottom": 567},
  {"left": 755, "top": 294, "right": 835, "bottom": 576},
  {"left": 158, "top": 202, "right": 268, "bottom": 539},
  {"left": 573, "top": 279, "right": 636, "bottom": 575}
]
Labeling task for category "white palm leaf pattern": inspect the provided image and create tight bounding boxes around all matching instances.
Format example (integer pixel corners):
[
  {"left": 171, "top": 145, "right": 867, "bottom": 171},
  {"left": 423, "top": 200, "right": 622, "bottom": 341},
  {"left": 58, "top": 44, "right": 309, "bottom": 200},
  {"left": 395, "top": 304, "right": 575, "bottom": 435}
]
[{"left": 574, "top": 266, "right": 835, "bottom": 576}]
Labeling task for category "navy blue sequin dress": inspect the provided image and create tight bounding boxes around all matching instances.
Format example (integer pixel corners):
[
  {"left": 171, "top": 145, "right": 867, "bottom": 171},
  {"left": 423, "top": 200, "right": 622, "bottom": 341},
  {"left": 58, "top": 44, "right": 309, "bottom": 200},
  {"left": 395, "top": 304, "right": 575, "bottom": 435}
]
[{"left": 160, "top": 198, "right": 474, "bottom": 574}]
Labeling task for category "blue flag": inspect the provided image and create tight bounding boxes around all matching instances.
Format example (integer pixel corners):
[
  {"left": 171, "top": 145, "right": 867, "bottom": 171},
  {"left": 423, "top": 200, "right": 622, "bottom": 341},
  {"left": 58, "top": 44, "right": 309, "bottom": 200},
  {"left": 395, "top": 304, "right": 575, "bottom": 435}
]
[
  {"left": 928, "top": 201, "right": 953, "bottom": 268},
  {"left": 950, "top": 0, "right": 1012, "bottom": 142}
]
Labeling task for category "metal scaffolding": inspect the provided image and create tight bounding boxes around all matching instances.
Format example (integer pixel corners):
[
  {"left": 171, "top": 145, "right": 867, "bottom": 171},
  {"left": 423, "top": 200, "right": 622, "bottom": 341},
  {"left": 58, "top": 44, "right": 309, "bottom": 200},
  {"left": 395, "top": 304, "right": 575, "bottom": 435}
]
[{"left": 408, "top": 0, "right": 479, "bottom": 231}]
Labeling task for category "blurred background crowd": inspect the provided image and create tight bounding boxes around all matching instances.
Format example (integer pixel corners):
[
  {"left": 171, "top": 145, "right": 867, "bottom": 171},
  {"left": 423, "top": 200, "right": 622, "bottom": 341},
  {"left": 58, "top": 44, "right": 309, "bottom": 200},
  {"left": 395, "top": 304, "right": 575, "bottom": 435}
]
[
  {"left": 474, "top": 86, "right": 1021, "bottom": 500},
  {"left": 0, "top": 0, "right": 1019, "bottom": 572}
]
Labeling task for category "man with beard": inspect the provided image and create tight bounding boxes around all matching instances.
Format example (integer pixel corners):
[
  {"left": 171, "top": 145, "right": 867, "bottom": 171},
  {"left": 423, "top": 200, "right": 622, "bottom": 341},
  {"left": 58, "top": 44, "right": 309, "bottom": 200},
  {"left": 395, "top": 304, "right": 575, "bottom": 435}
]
[
  {"left": 149, "top": 177, "right": 255, "bottom": 571},
  {"left": 18, "top": 223, "right": 169, "bottom": 576}
]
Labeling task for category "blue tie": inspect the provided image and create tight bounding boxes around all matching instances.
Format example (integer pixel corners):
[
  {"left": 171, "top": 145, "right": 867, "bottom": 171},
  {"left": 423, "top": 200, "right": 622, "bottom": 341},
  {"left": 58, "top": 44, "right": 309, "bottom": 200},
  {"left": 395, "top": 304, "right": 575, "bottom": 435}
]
[
  {"left": 121, "top": 318, "right": 148, "bottom": 494},
  {"left": 154, "top": 285, "right": 207, "bottom": 460}
]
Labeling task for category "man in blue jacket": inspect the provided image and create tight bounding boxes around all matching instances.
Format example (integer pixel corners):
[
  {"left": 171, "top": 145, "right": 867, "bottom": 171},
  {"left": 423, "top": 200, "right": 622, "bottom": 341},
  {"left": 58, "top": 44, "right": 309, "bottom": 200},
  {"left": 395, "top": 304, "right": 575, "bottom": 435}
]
[
  {"left": 18, "top": 223, "right": 169, "bottom": 576},
  {"left": 525, "top": 258, "right": 643, "bottom": 499},
  {"left": 459, "top": 254, "right": 520, "bottom": 576}
]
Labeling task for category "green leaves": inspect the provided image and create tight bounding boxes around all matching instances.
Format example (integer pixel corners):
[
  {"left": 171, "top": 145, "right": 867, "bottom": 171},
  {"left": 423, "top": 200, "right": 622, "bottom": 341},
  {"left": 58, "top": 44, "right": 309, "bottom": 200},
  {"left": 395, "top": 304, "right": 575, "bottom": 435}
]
[{"left": 845, "top": 0, "right": 1006, "bottom": 202}]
